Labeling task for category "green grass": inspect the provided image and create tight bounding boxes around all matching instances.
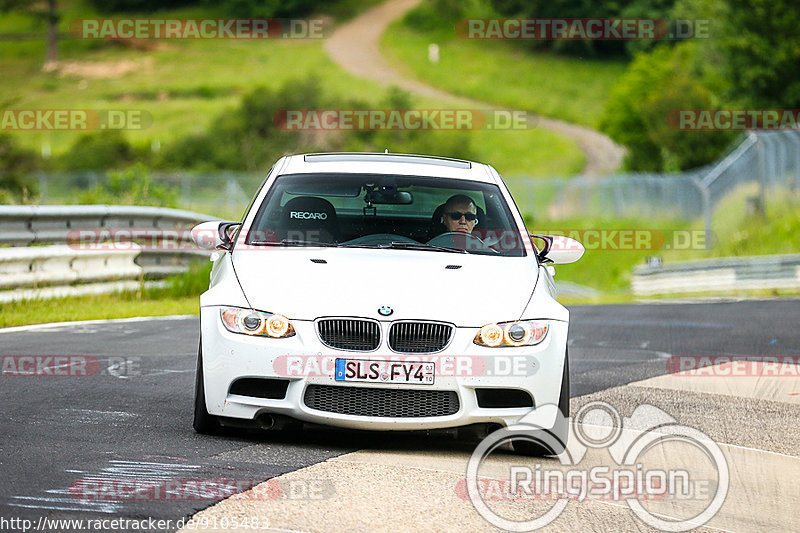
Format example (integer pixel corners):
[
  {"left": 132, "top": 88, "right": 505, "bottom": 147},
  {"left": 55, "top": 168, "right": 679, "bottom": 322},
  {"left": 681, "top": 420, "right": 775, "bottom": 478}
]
[
  {"left": 381, "top": 23, "right": 628, "bottom": 129},
  {"left": 0, "top": 260, "right": 211, "bottom": 327},
  {"left": 658, "top": 184, "right": 800, "bottom": 263},
  {"left": 1, "top": 39, "right": 380, "bottom": 155},
  {"left": 0, "top": 3, "right": 585, "bottom": 181},
  {"left": 0, "top": 293, "right": 198, "bottom": 328},
  {"left": 545, "top": 185, "right": 800, "bottom": 303},
  {"left": 534, "top": 186, "right": 800, "bottom": 300},
  {"left": 526, "top": 216, "right": 689, "bottom": 295}
]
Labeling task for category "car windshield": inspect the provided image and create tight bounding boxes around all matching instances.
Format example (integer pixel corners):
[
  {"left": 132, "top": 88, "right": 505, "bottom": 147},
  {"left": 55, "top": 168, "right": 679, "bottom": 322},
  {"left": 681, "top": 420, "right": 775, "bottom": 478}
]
[{"left": 246, "top": 173, "right": 526, "bottom": 257}]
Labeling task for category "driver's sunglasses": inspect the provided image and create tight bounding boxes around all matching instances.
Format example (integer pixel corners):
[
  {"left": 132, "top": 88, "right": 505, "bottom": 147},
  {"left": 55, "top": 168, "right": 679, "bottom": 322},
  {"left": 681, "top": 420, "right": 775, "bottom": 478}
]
[{"left": 445, "top": 211, "right": 477, "bottom": 221}]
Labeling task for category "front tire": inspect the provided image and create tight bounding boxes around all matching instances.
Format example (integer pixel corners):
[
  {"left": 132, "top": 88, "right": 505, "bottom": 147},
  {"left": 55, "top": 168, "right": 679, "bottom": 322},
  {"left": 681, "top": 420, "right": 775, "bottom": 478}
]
[
  {"left": 193, "top": 341, "right": 221, "bottom": 435},
  {"left": 512, "top": 349, "right": 570, "bottom": 456}
]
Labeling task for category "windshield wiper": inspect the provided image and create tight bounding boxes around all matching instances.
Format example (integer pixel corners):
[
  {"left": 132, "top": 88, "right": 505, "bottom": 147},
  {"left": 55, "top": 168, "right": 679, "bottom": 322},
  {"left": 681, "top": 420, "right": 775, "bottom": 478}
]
[
  {"left": 383, "top": 241, "right": 467, "bottom": 254},
  {"left": 249, "top": 239, "right": 340, "bottom": 247},
  {"left": 250, "top": 239, "right": 466, "bottom": 253}
]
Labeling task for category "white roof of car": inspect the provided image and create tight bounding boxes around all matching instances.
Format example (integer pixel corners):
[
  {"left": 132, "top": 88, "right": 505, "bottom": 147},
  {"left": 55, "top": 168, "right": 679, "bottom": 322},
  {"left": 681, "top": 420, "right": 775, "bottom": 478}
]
[{"left": 276, "top": 152, "right": 498, "bottom": 183}]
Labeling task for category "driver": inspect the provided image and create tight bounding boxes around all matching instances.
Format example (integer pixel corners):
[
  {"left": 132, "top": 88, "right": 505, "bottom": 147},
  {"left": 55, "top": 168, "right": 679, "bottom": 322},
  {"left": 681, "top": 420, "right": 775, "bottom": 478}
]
[{"left": 441, "top": 194, "right": 478, "bottom": 234}]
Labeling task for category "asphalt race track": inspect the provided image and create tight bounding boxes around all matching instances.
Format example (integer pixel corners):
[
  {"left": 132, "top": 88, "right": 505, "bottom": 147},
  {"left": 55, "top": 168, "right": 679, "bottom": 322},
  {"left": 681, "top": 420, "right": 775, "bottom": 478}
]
[{"left": 1, "top": 299, "right": 798, "bottom": 532}]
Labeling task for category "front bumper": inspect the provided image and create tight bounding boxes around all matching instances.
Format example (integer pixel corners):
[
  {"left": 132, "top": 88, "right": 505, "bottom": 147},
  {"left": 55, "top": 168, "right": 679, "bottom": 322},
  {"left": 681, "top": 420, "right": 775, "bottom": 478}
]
[{"left": 199, "top": 307, "right": 568, "bottom": 431}]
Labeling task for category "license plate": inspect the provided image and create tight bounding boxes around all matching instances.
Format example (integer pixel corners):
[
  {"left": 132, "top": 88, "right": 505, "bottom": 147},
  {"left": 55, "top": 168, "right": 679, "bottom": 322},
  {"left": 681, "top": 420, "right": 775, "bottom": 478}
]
[{"left": 334, "top": 359, "right": 435, "bottom": 385}]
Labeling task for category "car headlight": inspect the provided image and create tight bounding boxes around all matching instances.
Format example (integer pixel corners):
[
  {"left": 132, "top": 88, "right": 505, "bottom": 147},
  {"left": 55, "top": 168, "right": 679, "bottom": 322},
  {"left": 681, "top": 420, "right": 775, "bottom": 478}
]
[
  {"left": 474, "top": 320, "right": 548, "bottom": 347},
  {"left": 219, "top": 307, "right": 295, "bottom": 338}
]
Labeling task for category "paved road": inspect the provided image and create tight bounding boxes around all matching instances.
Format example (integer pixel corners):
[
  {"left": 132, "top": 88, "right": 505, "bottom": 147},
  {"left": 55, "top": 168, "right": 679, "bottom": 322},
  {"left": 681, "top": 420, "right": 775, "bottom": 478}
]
[{"left": 1, "top": 299, "right": 798, "bottom": 531}]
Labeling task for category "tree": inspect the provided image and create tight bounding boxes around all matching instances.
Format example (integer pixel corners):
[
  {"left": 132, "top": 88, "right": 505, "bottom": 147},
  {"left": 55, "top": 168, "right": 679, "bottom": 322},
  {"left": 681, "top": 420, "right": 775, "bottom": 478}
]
[
  {"left": 715, "top": 0, "right": 800, "bottom": 107},
  {"left": 600, "top": 43, "right": 733, "bottom": 171},
  {"left": 1, "top": 0, "right": 59, "bottom": 65}
]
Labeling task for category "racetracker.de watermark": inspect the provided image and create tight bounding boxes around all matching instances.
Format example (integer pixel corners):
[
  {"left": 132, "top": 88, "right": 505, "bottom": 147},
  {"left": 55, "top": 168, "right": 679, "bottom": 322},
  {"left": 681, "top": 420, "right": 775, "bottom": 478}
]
[
  {"left": 666, "top": 355, "right": 800, "bottom": 377},
  {"left": 0, "top": 516, "right": 247, "bottom": 532},
  {"left": 68, "top": 477, "right": 334, "bottom": 501},
  {"left": 457, "top": 18, "right": 709, "bottom": 40},
  {"left": 66, "top": 228, "right": 713, "bottom": 252},
  {"left": 274, "top": 109, "right": 533, "bottom": 130},
  {"left": 1, "top": 355, "right": 141, "bottom": 377},
  {"left": 535, "top": 229, "right": 712, "bottom": 251},
  {"left": 667, "top": 109, "right": 800, "bottom": 131},
  {"left": 272, "top": 354, "right": 539, "bottom": 379},
  {"left": 69, "top": 18, "right": 326, "bottom": 39},
  {"left": 1, "top": 109, "right": 152, "bottom": 130}
]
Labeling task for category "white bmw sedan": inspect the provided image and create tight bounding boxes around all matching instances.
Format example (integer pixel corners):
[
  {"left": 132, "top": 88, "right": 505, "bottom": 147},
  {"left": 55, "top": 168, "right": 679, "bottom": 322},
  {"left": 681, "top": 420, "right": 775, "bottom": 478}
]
[{"left": 191, "top": 152, "right": 583, "bottom": 454}]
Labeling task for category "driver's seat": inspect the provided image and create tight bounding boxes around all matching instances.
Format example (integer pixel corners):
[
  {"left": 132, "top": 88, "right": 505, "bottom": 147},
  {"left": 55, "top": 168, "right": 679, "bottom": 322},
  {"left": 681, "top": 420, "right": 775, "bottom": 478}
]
[
  {"left": 426, "top": 203, "right": 486, "bottom": 241},
  {"left": 279, "top": 196, "right": 339, "bottom": 243}
]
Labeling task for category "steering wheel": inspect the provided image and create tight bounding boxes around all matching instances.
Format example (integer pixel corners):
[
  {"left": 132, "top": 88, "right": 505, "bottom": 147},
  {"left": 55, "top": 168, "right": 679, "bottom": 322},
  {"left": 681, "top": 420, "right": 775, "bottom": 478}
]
[
  {"left": 340, "top": 234, "right": 418, "bottom": 246},
  {"left": 426, "top": 232, "right": 498, "bottom": 253}
]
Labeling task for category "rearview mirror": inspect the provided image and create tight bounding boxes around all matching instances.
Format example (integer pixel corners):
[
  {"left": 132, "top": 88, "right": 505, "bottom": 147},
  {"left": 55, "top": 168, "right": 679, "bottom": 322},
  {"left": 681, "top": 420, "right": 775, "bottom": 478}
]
[
  {"left": 191, "top": 221, "right": 241, "bottom": 251},
  {"left": 530, "top": 233, "right": 584, "bottom": 264},
  {"left": 366, "top": 189, "right": 413, "bottom": 205}
]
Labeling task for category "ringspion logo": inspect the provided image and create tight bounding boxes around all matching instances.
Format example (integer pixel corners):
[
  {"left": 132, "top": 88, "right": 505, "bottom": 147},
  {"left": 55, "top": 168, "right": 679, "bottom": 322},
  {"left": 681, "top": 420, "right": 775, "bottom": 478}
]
[{"left": 466, "top": 402, "right": 728, "bottom": 531}]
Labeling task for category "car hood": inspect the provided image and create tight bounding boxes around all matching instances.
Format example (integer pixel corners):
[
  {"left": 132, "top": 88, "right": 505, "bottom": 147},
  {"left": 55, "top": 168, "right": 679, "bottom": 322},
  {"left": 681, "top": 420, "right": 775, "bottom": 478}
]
[{"left": 231, "top": 247, "right": 538, "bottom": 326}]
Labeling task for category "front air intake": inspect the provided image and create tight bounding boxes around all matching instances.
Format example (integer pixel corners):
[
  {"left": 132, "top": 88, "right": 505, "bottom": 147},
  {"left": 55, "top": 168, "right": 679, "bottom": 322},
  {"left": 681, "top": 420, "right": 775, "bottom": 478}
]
[
  {"left": 304, "top": 385, "right": 460, "bottom": 418},
  {"left": 317, "top": 318, "right": 381, "bottom": 351}
]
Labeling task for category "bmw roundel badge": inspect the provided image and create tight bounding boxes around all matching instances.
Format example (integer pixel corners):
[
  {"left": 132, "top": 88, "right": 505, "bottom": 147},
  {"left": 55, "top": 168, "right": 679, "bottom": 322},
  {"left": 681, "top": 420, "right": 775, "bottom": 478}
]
[{"left": 378, "top": 306, "right": 393, "bottom": 316}]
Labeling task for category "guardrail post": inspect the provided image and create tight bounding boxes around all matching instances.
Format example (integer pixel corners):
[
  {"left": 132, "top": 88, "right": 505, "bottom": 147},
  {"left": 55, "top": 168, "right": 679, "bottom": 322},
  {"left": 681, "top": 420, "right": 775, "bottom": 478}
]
[
  {"left": 37, "top": 170, "right": 48, "bottom": 203},
  {"left": 691, "top": 177, "right": 712, "bottom": 251},
  {"left": 748, "top": 131, "right": 767, "bottom": 217}
]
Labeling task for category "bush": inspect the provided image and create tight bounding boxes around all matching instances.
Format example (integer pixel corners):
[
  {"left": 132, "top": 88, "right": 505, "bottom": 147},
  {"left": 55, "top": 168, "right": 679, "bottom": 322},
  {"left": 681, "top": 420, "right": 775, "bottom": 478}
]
[
  {"left": 57, "top": 130, "right": 141, "bottom": 171},
  {"left": 403, "top": 0, "right": 495, "bottom": 34},
  {"left": 204, "top": 0, "right": 317, "bottom": 18},
  {"left": 600, "top": 43, "right": 733, "bottom": 171},
  {"left": 87, "top": 0, "right": 196, "bottom": 13},
  {"left": 161, "top": 78, "right": 476, "bottom": 171},
  {"left": 161, "top": 77, "right": 329, "bottom": 171},
  {"left": 489, "top": 0, "right": 679, "bottom": 57},
  {"left": 342, "top": 87, "right": 477, "bottom": 161},
  {"left": 0, "top": 134, "right": 39, "bottom": 203},
  {"left": 78, "top": 163, "right": 177, "bottom": 206}
]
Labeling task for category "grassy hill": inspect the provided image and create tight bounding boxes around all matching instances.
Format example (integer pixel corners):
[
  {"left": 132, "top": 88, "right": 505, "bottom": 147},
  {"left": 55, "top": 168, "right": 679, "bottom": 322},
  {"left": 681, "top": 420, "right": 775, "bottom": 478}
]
[
  {"left": 381, "top": 18, "right": 627, "bottom": 129},
  {"left": 0, "top": 1, "right": 584, "bottom": 178}
]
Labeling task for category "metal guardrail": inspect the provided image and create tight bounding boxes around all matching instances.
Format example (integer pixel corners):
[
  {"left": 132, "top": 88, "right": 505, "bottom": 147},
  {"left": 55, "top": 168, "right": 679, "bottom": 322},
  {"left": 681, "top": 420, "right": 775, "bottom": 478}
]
[
  {"left": 0, "top": 205, "right": 215, "bottom": 300},
  {"left": 0, "top": 205, "right": 214, "bottom": 245},
  {"left": 632, "top": 254, "right": 800, "bottom": 295},
  {"left": 0, "top": 245, "right": 143, "bottom": 290}
]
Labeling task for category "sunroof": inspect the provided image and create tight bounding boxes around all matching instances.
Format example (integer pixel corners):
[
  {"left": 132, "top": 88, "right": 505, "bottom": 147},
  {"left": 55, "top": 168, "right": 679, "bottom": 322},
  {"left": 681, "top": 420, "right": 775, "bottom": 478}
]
[{"left": 303, "top": 153, "right": 472, "bottom": 169}]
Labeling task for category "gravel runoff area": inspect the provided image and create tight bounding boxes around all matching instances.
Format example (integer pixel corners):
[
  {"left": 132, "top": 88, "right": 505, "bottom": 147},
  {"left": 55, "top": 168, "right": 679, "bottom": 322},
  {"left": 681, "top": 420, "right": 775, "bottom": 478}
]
[{"left": 180, "top": 362, "right": 800, "bottom": 532}]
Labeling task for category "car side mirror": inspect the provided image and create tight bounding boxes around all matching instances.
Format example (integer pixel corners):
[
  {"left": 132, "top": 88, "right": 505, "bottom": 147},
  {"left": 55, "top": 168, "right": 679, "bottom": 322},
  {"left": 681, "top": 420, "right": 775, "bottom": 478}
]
[
  {"left": 192, "top": 221, "right": 241, "bottom": 251},
  {"left": 530, "top": 233, "right": 584, "bottom": 264}
]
